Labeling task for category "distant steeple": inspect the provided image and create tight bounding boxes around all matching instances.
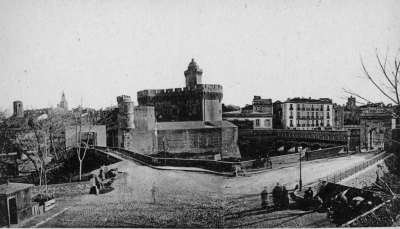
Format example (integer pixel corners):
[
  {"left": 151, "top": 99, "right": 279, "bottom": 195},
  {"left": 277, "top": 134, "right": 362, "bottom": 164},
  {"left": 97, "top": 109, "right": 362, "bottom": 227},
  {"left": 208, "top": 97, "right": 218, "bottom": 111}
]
[{"left": 58, "top": 90, "right": 68, "bottom": 110}]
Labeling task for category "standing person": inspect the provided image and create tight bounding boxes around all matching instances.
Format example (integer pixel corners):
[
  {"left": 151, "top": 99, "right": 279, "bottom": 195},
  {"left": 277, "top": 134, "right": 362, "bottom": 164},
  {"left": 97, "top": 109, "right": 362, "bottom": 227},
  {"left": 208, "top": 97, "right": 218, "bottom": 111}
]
[
  {"left": 305, "top": 149, "right": 310, "bottom": 161},
  {"left": 95, "top": 174, "right": 102, "bottom": 191},
  {"left": 304, "top": 187, "right": 313, "bottom": 209},
  {"left": 89, "top": 174, "right": 98, "bottom": 195},
  {"left": 99, "top": 166, "right": 104, "bottom": 181},
  {"left": 272, "top": 182, "right": 282, "bottom": 209},
  {"left": 304, "top": 187, "right": 313, "bottom": 200},
  {"left": 268, "top": 157, "right": 272, "bottom": 168},
  {"left": 261, "top": 186, "right": 269, "bottom": 209},
  {"left": 281, "top": 186, "right": 289, "bottom": 209}
]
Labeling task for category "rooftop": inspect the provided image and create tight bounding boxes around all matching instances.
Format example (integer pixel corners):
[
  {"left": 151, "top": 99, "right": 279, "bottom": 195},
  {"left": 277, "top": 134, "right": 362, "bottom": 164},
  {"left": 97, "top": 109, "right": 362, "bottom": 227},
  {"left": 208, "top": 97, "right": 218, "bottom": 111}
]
[
  {"left": 285, "top": 97, "right": 332, "bottom": 104},
  {"left": 0, "top": 182, "right": 34, "bottom": 195}
]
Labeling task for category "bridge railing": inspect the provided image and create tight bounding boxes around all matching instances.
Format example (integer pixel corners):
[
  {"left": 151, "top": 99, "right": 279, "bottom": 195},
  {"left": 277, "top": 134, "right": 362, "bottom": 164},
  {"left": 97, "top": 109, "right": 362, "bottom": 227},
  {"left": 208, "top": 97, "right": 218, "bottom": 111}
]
[{"left": 318, "top": 151, "right": 391, "bottom": 184}]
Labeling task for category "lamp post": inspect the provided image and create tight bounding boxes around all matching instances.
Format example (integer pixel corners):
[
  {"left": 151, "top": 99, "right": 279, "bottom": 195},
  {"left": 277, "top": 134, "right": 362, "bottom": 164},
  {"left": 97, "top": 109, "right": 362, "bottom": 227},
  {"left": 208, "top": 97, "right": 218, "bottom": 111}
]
[{"left": 298, "top": 145, "right": 302, "bottom": 191}]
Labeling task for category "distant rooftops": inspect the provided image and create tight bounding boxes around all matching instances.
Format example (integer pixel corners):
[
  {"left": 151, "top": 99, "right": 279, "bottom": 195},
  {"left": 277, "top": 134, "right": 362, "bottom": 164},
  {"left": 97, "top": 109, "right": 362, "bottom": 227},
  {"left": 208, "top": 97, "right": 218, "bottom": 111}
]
[{"left": 284, "top": 97, "right": 332, "bottom": 104}]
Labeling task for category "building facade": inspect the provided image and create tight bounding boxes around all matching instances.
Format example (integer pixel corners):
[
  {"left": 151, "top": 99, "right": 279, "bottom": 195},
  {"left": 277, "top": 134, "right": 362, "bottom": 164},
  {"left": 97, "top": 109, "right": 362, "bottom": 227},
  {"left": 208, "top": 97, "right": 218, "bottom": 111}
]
[
  {"left": 223, "top": 96, "right": 273, "bottom": 129},
  {"left": 282, "top": 97, "right": 333, "bottom": 130}
]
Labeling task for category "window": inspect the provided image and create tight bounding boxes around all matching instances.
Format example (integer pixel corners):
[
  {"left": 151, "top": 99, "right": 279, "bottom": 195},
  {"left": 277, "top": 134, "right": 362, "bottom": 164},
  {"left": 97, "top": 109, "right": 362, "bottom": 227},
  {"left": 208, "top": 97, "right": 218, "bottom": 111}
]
[
  {"left": 265, "top": 119, "right": 270, "bottom": 127},
  {"left": 256, "top": 119, "right": 260, "bottom": 127}
]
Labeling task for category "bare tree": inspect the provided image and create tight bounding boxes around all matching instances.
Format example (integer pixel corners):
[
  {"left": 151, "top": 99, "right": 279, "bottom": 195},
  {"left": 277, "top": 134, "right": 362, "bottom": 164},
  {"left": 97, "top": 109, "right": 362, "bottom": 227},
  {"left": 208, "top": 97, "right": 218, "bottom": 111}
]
[
  {"left": 0, "top": 109, "right": 74, "bottom": 189},
  {"left": 343, "top": 47, "right": 400, "bottom": 115},
  {"left": 72, "top": 103, "right": 112, "bottom": 181}
]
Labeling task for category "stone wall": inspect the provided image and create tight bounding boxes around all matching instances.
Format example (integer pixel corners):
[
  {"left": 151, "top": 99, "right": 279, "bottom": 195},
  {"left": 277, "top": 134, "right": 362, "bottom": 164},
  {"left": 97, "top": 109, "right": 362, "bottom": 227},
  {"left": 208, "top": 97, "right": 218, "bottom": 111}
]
[
  {"left": 302, "top": 146, "right": 345, "bottom": 161},
  {"left": 65, "top": 125, "right": 107, "bottom": 148},
  {"left": 122, "top": 122, "right": 240, "bottom": 158}
]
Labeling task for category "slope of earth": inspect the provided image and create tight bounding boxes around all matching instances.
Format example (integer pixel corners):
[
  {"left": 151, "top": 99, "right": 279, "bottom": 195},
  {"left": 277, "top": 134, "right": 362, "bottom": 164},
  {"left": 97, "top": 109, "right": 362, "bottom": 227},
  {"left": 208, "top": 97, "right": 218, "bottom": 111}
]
[{"left": 37, "top": 161, "right": 224, "bottom": 228}]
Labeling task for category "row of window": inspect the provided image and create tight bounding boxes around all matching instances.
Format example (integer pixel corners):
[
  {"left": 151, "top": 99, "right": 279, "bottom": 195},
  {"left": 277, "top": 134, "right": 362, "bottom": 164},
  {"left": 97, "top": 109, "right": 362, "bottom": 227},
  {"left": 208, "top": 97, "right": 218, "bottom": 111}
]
[
  {"left": 289, "top": 104, "right": 331, "bottom": 111},
  {"left": 255, "top": 119, "right": 271, "bottom": 127},
  {"left": 277, "top": 133, "right": 345, "bottom": 140},
  {"left": 289, "top": 119, "right": 330, "bottom": 126}
]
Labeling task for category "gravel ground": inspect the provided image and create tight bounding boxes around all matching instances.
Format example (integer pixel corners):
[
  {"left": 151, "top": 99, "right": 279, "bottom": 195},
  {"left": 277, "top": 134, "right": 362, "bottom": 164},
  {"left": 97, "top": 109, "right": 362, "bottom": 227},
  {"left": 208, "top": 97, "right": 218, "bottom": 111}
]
[
  {"left": 222, "top": 153, "right": 374, "bottom": 228},
  {"left": 39, "top": 161, "right": 224, "bottom": 228},
  {"left": 36, "top": 153, "right": 374, "bottom": 228}
]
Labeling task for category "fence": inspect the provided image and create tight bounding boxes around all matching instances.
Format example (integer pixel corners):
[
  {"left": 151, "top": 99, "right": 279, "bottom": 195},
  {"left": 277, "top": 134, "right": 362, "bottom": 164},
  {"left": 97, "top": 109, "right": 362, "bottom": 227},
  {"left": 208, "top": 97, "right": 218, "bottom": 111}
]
[
  {"left": 341, "top": 197, "right": 400, "bottom": 227},
  {"left": 94, "top": 146, "right": 239, "bottom": 173},
  {"left": 319, "top": 152, "right": 392, "bottom": 184}
]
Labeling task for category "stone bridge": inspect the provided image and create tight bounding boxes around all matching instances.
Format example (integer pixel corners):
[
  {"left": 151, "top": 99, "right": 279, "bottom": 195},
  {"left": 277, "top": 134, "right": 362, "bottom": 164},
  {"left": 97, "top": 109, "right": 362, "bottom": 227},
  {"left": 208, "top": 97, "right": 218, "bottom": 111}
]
[{"left": 238, "top": 129, "right": 357, "bottom": 158}]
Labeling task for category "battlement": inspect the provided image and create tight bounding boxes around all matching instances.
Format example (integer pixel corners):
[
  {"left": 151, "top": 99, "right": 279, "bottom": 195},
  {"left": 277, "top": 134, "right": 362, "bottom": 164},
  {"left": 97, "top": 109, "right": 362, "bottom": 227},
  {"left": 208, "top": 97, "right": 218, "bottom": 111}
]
[
  {"left": 137, "top": 84, "right": 223, "bottom": 98},
  {"left": 117, "top": 95, "right": 132, "bottom": 102}
]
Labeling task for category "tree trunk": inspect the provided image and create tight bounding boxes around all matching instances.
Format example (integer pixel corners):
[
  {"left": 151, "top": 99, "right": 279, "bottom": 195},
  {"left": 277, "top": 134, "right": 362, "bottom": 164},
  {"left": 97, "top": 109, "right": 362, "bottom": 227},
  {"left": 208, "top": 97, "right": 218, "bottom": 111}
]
[{"left": 79, "top": 160, "right": 83, "bottom": 181}]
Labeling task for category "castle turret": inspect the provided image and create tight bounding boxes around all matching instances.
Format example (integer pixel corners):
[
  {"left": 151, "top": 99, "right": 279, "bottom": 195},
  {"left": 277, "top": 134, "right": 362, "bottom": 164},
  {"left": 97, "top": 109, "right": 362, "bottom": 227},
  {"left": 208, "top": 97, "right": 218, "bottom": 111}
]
[
  {"left": 184, "top": 59, "right": 203, "bottom": 87},
  {"left": 117, "top": 95, "right": 135, "bottom": 129},
  {"left": 117, "top": 95, "right": 135, "bottom": 149},
  {"left": 13, "top": 101, "right": 23, "bottom": 118}
]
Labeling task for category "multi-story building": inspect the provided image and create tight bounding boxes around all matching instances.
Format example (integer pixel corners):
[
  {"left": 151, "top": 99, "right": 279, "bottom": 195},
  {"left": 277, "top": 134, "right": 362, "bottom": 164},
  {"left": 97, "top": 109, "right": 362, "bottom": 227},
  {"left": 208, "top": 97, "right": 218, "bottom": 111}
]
[
  {"left": 273, "top": 101, "right": 283, "bottom": 129},
  {"left": 223, "top": 96, "right": 273, "bottom": 129},
  {"left": 282, "top": 97, "right": 333, "bottom": 130}
]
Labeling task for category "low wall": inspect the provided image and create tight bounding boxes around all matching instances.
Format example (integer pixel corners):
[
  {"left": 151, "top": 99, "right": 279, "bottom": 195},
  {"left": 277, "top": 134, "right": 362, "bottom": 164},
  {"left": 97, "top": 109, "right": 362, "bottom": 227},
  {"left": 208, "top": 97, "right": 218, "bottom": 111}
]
[
  {"left": 97, "top": 147, "right": 239, "bottom": 173},
  {"left": 32, "top": 181, "right": 91, "bottom": 199},
  {"left": 302, "top": 146, "right": 345, "bottom": 161},
  {"left": 338, "top": 155, "right": 394, "bottom": 188}
]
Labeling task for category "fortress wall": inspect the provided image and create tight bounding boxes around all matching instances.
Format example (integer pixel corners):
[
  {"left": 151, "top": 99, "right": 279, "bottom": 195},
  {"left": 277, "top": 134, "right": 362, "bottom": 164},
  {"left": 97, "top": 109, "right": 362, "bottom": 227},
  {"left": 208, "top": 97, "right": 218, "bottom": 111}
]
[
  {"left": 204, "top": 100, "right": 222, "bottom": 121},
  {"left": 122, "top": 124, "right": 240, "bottom": 158}
]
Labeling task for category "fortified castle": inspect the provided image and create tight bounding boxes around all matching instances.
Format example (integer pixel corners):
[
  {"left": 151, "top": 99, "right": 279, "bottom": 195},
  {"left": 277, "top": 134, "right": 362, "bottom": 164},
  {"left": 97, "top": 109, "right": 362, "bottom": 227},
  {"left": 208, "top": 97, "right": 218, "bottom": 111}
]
[
  {"left": 117, "top": 59, "right": 240, "bottom": 158},
  {"left": 137, "top": 59, "right": 223, "bottom": 122}
]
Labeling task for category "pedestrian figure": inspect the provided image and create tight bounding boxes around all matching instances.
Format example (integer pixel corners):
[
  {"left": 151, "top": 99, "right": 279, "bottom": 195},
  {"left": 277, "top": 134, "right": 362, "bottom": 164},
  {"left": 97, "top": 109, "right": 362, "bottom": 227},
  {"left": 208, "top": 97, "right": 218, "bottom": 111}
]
[
  {"left": 281, "top": 186, "right": 289, "bottom": 209},
  {"left": 305, "top": 149, "right": 310, "bottom": 161},
  {"left": 304, "top": 187, "right": 313, "bottom": 200},
  {"left": 313, "top": 195, "right": 323, "bottom": 211},
  {"left": 304, "top": 187, "right": 314, "bottom": 209},
  {"left": 103, "top": 165, "right": 109, "bottom": 179},
  {"left": 89, "top": 174, "right": 99, "bottom": 195},
  {"left": 272, "top": 182, "right": 282, "bottom": 209},
  {"left": 95, "top": 174, "right": 103, "bottom": 191},
  {"left": 268, "top": 157, "right": 272, "bottom": 168},
  {"left": 151, "top": 186, "right": 157, "bottom": 203},
  {"left": 261, "top": 186, "right": 269, "bottom": 209},
  {"left": 99, "top": 166, "right": 104, "bottom": 181}
]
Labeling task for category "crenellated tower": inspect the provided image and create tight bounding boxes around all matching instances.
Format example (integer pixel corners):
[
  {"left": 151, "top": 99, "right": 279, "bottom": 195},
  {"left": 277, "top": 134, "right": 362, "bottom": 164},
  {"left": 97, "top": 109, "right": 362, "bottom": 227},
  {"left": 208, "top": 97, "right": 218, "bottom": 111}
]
[
  {"left": 117, "top": 95, "right": 135, "bottom": 148},
  {"left": 13, "top": 101, "right": 24, "bottom": 118},
  {"left": 137, "top": 59, "right": 223, "bottom": 122},
  {"left": 184, "top": 59, "right": 203, "bottom": 87}
]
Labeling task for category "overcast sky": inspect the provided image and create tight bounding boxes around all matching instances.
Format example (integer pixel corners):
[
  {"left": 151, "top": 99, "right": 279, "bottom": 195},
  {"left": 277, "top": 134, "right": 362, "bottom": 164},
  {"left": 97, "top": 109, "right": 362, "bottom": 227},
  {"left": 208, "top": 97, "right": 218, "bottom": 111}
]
[{"left": 1, "top": 0, "right": 399, "bottom": 111}]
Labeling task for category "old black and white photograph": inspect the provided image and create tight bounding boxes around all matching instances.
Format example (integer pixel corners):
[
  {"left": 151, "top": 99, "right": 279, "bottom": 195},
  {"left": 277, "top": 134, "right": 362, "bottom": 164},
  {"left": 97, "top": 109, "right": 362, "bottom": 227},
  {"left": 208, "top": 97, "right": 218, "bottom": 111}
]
[{"left": 0, "top": 0, "right": 400, "bottom": 228}]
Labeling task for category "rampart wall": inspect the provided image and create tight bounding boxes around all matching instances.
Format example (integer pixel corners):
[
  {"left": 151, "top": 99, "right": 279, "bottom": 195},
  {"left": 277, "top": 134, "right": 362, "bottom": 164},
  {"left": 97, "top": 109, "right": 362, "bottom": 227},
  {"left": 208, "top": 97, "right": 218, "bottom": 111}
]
[{"left": 122, "top": 124, "right": 240, "bottom": 158}]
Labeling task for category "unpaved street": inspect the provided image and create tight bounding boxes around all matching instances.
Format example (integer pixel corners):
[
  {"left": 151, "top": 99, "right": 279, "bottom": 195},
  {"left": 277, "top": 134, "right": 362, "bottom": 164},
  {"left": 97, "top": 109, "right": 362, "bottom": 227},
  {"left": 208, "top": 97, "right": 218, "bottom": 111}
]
[{"left": 34, "top": 153, "right": 373, "bottom": 228}]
